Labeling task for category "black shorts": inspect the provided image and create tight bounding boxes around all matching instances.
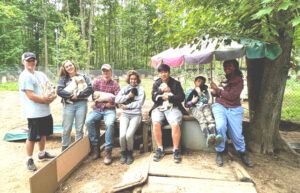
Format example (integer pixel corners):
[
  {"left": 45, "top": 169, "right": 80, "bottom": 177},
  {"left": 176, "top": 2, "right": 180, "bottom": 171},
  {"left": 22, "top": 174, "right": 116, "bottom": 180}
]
[{"left": 27, "top": 115, "right": 53, "bottom": 141}]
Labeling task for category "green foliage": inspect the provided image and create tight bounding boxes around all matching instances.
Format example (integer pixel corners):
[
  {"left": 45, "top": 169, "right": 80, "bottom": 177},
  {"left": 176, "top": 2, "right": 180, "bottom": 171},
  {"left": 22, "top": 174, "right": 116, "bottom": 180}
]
[
  {"left": 0, "top": 82, "right": 18, "bottom": 91},
  {"left": 57, "top": 20, "right": 90, "bottom": 68},
  {"left": 282, "top": 78, "right": 300, "bottom": 122}
]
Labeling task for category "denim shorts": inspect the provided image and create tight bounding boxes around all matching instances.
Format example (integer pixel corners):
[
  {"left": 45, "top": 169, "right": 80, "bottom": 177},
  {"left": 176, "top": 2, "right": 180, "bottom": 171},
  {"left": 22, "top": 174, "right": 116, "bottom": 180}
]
[
  {"left": 27, "top": 115, "right": 53, "bottom": 141},
  {"left": 151, "top": 107, "right": 183, "bottom": 125}
]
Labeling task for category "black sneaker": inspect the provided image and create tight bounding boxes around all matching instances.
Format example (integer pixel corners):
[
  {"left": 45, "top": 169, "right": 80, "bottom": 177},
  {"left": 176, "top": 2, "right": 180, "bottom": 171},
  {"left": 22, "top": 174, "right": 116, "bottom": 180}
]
[
  {"left": 27, "top": 158, "right": 37, "bottom": 171},
  {"left": 120, "top": 151, "right": 127, "bottom": 164},
  {"left": 153, "top": 148, "right": 165, "bottom": 162},
  {"left": 173, "top": 149, "right": 182, "bottom": 163},
  {"left": 239, "top": 152, "right": 254, "bottom": 167},
  {"left": 38, "top": 152, "right": 55, "bottom": 161},
  {"left": 126, "top": 151, "right": 134, "bottom": 165},
  {"left": 216, "top": 152, "right": 224, "bottom": 167}
]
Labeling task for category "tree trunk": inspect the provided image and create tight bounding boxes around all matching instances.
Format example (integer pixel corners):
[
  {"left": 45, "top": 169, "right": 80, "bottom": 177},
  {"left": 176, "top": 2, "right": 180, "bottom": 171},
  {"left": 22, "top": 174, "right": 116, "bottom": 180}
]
[
  {"left": 44, "top": 13, "right": 48, "bottom": 70},
  {"left": 87, "top": 0, "right": 94, "bottom": 71},
  {"left": 79, "top": 0, "right": 86, "bottom": 39},
  {"left": 247, "top": 15, "right": 294, "bottom": 154}
]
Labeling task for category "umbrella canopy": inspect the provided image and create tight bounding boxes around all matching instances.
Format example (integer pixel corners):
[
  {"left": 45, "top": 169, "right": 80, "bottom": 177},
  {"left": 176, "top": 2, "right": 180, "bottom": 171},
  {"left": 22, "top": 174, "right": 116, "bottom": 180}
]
[
  {"left": 150, "top": 41, "right": 245, "bottom": 68},
  {"left": 150, "top": 39, "right": 282, "bottom": 69}
]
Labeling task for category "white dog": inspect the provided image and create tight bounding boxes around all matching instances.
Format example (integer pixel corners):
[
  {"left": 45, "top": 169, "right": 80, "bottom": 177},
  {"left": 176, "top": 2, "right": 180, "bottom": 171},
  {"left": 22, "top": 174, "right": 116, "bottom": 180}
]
[
  {"left": 64, "top": 75, "right": 87, "bottom": 96},
  {"left": 63, "top": 75, "right": 87, "bottom": 103},
  {"left": 93, "top": 91, "right": 115, "bottom": 102},
  {"left": 40, "top": 81, "right": 56, "bottom": 97},
  {"left": 156, "top": 83, "right": 173, "bottom": 111}
]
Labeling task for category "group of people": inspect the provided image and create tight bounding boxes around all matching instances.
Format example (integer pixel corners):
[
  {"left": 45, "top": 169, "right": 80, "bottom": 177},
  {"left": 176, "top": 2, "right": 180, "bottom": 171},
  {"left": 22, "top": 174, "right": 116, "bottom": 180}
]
[{"left": 19, "top": 51, "right": 253, "bottom": 172}]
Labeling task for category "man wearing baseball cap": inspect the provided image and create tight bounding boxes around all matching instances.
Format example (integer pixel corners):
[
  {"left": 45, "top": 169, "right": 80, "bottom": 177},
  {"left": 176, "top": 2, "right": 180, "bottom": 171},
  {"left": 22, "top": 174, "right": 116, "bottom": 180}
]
[
  {"left": 19, "top": 52, "right": 56, "bottom": 171},
  {"left": 85, "top": 63, "right": 120, "bottom": 165}
]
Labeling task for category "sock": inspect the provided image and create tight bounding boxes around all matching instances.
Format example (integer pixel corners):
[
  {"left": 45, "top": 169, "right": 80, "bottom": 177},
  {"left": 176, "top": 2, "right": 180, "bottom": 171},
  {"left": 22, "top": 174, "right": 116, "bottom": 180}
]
[
  {"left": 173, "top": 148, "right": 179, "bottom": 152},
  {"left": 27, "top": 156, "right": 32, "bottom": 161},
  {"left": 39, "top": 150, "right": 45, "bottom": 156},
  {"left": 158, "top": 146, "right": 163, "bottom": 151}
]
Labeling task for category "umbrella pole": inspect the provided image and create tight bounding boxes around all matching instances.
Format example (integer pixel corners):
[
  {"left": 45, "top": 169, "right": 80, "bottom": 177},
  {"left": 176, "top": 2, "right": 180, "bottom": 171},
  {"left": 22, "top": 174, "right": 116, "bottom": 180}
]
[{"left": 210, "top": 61, "right": 214, "bottom": 104}]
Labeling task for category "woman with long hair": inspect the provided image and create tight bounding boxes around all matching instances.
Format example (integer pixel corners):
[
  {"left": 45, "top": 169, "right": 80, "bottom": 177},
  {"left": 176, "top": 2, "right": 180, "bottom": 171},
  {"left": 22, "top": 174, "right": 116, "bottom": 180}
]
[{"left": 57, "top": 60, "right": 93, "bottom": 151}]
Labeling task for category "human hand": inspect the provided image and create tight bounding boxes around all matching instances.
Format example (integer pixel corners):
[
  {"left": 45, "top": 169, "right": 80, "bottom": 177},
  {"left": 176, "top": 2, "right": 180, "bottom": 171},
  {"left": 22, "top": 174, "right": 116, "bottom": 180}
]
[
  {"left": 105, "top": 103, "right": 114, "bottom": 108},
  {"left": 127, "top": 91, "right": 135, "bottom": 98},
  {"left": 210, "top": 82, "right": 218, "bottom": 90},
  {"left": 162, "top": 86, "right": 171, "bottom": 93},
  {"left": 44, "top": 95, "right": 56, "bottom": 104},
  {"left": 162, "top": 93, "right": 169, "bottom": 100},
  {"left": 191, "top": 96, "right": 199, "bottom": 104},
  {"left": 119, "top": 104, "right": 127, "bottom": 110},
  {"left": 71, "top": 94, "right": 78, "bottom": 100}
]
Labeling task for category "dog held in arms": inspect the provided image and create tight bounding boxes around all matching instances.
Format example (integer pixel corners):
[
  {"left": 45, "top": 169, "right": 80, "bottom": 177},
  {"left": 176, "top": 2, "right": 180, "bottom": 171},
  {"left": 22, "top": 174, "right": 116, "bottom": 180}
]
[{"left": 156, "top": 82, "right": 173, "bottom": 111}]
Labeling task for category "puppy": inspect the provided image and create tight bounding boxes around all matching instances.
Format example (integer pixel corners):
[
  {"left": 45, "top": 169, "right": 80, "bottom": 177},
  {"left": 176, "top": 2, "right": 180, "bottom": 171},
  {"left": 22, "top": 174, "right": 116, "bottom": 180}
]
[
  {"left": 156, "top": 83, "right": 173, "bottom": 111},
  {"left": 41, "top": 81, "right": 56, "bottom": 97},
  {"left": 122, "top": 87, "right": 138, "bottom": 105}
]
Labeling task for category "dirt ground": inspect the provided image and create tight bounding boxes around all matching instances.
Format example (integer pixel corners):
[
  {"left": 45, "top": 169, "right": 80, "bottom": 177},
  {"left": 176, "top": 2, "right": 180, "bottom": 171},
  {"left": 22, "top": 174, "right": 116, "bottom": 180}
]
[{"left": 0, "top": 91, "right": 300, "bottom": 193}]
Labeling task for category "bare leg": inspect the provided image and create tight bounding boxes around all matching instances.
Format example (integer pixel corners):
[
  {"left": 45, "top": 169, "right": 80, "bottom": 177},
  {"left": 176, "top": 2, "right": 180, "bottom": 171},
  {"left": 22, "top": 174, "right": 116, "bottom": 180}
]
[
  {"left": 171, "top": 124, "right": 181, "bottom": 149},
  {"left": 26, "top": 140, "right": 35, "bottom": 156},
  {"left": 153, "top": 122, "right": 162, "bottom": 147},
  {"left": 38, "top": 136, "right": 46, "bottom": 151}
]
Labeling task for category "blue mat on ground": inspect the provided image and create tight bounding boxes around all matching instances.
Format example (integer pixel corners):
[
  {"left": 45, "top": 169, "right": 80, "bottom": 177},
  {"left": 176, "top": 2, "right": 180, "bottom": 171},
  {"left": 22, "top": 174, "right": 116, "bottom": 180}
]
[{"left": 3, "top": 125, "right": 63, "bottom": 142}]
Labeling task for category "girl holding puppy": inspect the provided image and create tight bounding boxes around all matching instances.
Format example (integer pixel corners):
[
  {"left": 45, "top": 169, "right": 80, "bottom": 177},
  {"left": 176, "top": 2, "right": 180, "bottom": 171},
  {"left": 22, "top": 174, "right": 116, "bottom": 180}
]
[{"left": 57, "top": 60, "right": 93, "bottom": 151}]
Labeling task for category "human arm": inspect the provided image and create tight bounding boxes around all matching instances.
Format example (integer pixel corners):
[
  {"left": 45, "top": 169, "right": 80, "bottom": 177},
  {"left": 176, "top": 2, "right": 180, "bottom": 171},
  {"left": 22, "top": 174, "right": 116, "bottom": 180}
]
[
  {"left": 57, "top": 77, "right": 73, "bottom": 99},
  {"left": 168, "top": 80, "right": 185, "bottom": 104},
  {"left": 25, "top": 90, "right": 56, "bottom": 104},
  {"left": 124, "top": 86, "right": 146, "bottom": 109},
  {"left": 185, "top": 89, "right": 198, "bottom": 108},
  {"left": 151, "top": 80, "right": 164, "bottom": 103}
]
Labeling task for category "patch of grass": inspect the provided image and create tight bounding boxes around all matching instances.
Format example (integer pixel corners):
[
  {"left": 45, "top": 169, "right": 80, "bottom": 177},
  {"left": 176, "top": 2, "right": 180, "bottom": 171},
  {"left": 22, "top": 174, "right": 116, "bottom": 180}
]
[
  {"left": 0, "top": 82, "right": 18, "bottom": 91},
  {"left": 282, "top": 79, "right": 300, "bottom": 122}
]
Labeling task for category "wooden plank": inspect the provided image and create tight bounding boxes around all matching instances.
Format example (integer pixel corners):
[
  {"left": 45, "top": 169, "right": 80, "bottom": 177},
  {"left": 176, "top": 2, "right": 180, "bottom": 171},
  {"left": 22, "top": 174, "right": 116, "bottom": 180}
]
[
  {"left": 30, "top": 135, "right": 91, "bottom": 193},
  {"left": 56, "top": 136, "right": 90, "bottom": 182},
  {"left": 29, "top": 160, "right": 57, "bottom": 193},
  {"left": 142, "top": 176, "right": 257, "bottom": 193},
  {"left": 149, "top": 152, "right": 237, "bottom": 181},
  {"left": 230, "top": 161, "right": 253, "bottom": 182},
  {"left": 110, "top": 153, "right": 150, "bottom": 192}
]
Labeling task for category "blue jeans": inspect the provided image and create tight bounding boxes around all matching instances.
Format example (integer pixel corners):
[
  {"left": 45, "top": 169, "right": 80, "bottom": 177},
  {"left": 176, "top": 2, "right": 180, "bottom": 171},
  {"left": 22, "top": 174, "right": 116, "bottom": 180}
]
[
  {"left": 85, "top": 109, "right": 116, "bottom": 150},
  {"left": 212, "top": 103, "right": 246, "bottom": 153},
  {"left": 62, "top": 101, "right": 88, "bottom": 147}
]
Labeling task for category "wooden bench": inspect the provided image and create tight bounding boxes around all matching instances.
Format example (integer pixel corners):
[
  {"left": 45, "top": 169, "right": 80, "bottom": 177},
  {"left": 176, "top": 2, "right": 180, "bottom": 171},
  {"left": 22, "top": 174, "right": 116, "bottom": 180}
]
[{"left": 98, "top": 117, "right": 151, "bottom": 153}]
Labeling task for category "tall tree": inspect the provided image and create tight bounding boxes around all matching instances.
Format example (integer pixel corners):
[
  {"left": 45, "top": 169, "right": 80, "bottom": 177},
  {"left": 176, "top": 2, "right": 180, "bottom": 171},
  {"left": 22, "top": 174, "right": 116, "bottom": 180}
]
[{"left": 152, "top": 0, "right": 300, "bottom": 153}]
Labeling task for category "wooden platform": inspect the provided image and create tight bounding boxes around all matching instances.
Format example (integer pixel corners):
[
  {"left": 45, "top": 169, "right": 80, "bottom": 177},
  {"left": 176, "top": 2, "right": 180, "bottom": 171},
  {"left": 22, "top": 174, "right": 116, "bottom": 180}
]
[{"left": 125, "top": 152, "right": 258, "bottom": 193}]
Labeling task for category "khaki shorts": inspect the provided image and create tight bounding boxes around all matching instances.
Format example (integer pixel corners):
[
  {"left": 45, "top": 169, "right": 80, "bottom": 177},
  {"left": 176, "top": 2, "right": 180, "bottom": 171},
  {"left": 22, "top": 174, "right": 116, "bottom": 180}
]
[{"left": 151, "top": 107, "right": 183, "bottom": 125}]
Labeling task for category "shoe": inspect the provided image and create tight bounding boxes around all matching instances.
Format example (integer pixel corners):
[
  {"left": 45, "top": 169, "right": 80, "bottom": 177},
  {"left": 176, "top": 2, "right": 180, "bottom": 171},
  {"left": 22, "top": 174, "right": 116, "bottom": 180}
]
[
  {"left": 206, "top": 134, "right": 216, "bottom": 147},
  {"left": 173, "top": 149, "right": 182, "bottom": 163},
  {"left": 126, "top": 151, "right": 134, "bottom": 165},
  {"left": 91, "top": 146, "right": 100, "bottom": 160},
  {"left": 104, "top": 149, "right": 112, "bottom": 165},
  {"left": 120, "top": 151, "right": 127, "bottom": 164},
  {"left": 27, "top": 158, "right": 37, "bottom": 171},
  {"left": 239, "top": 152, "right": 254, "bottom": 167},
  {"left": 38, "top": 152, "right": 55, "bottom": 161},
  {"left": 216, "top": 152, "right": 224, "bottom": 167},
  {"left": 153, "top": 148, "right": 165, "bottom": 162},
  {"left": 215, "top": 134, "right": 223, "bottom": 146}
]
